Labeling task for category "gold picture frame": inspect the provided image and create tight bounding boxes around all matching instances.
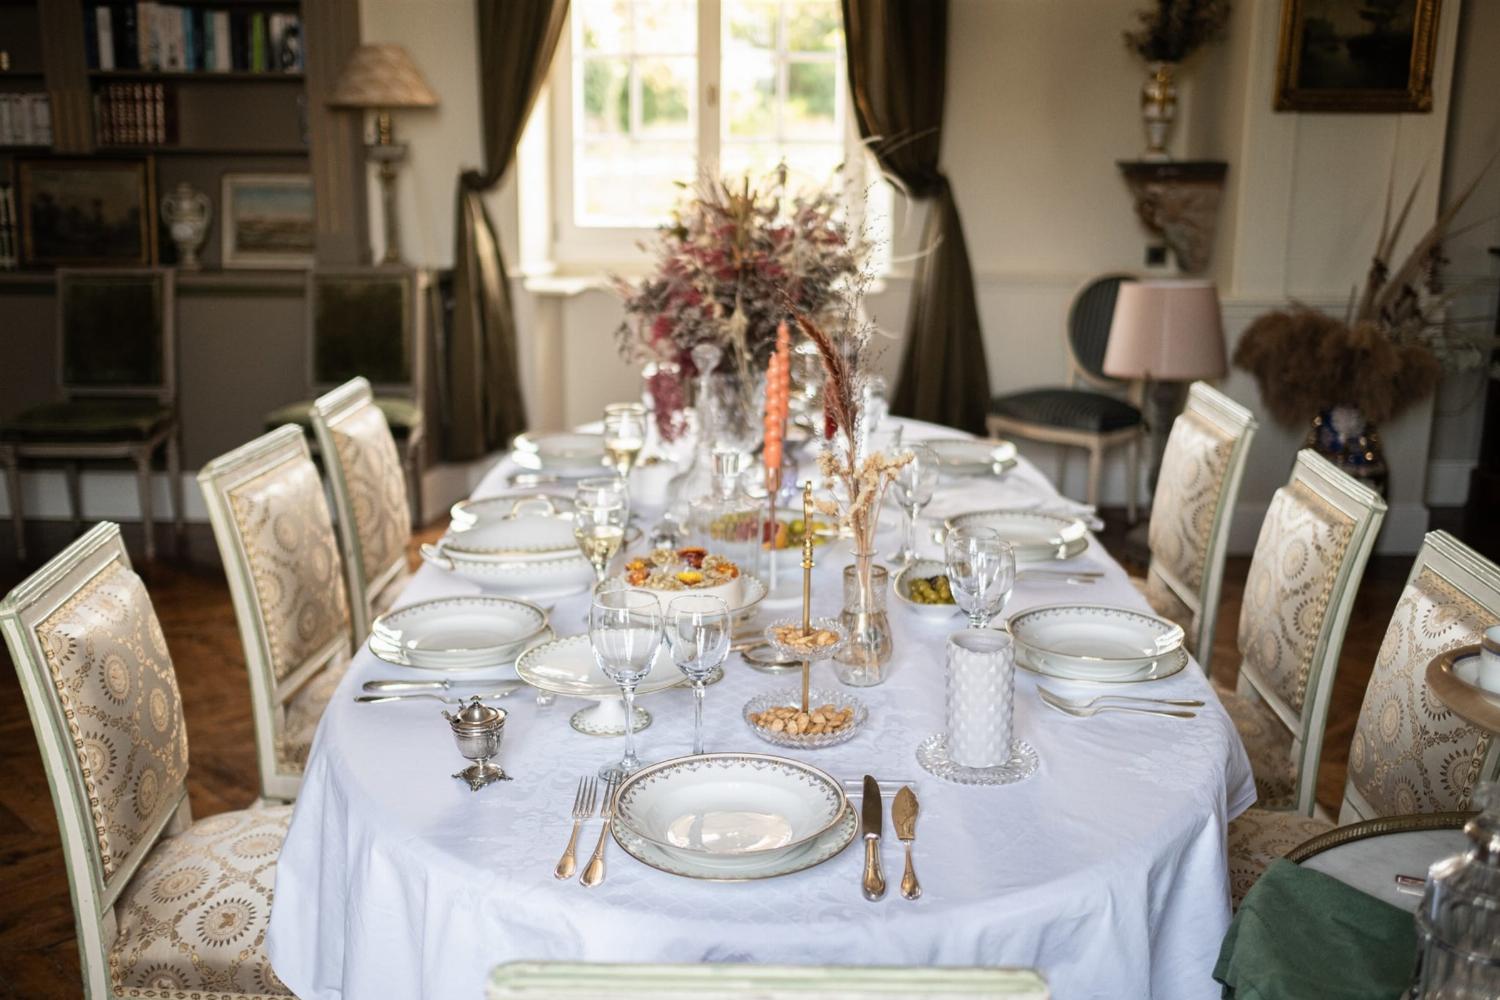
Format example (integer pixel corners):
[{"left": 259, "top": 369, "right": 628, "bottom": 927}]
[
  {"left": 17, "top": 158, "right": 156, "bottom": 267},
  {"left": 1274, "top": 0, "right": 1441, "bottom": 112}
]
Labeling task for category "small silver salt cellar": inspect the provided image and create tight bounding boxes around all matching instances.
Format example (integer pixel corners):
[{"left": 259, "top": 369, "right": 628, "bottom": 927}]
[{"left": 442, "top": 696, "right": 511, "bottom": 790}]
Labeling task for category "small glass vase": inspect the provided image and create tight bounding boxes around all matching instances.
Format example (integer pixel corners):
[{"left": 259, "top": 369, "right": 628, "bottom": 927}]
[{"left": 833, "top": 555, "right": 893, "bottom": 687}]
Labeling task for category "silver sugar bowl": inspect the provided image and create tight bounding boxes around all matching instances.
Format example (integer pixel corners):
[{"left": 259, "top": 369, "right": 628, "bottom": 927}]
[{"left": 442, "top": 697, "right": 511, "bottom": 791}]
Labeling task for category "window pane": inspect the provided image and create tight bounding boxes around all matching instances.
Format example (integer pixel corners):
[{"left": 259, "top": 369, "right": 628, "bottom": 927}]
[
  {"left": 580, "top": 57, "right": 631, "bottom": 134},
  {"left": 723, "top": 48, "right": 776, "bottom": 137},
  {"left": 638, "top": 57, "right": 694, "bottom": 136},
  {"left": 634, "top": 0, "right": 696, "bottom": 52},
  {"left": 720, "top": 142, "right": 844, "bottom": 193},
  {"left": 725, "top": 0, "right": 776, "bottom": 49},
  {"left": 785, "top": 60, "right": 838, "bottom": 138},
  {"left": 785, "top": 2, "right": 840, "bottom": 52},
  {"left": 577, "top": 0, "right": 629, "bottom": 52},
  {"left": 576, "top": 139, "right": 695, "bottom": 226}
]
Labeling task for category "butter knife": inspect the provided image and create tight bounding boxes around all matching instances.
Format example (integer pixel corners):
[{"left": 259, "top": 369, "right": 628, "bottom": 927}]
[
  {"left": 362, "top": 678, "right": 517, "bottom": 693},
  {"left": 353, "top": 688, "right": 521, "bottom": 704},
  {"left": 861, "top": 774, "right": 886, "bottom": 901},
  {"left": 893, "top": 785, "right": 921, "bottom": 900}
]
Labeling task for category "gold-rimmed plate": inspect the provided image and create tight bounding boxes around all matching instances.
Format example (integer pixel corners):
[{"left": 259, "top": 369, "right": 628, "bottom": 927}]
[
  {"left": 611, "top": 803, "right": 857, "bottom": 882},
  {"left": 1426, "top": 645, "right": 1500, "bottom": 732}
]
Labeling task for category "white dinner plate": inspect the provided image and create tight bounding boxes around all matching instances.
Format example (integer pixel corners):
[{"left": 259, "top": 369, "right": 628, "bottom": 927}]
[
  {"left": 510, "top": 431, "right": 606, "bottom": 477},
  {"left": 613, "top": 753, "right": 848, "bottom": 863},
  {"left": 1016, "top": 643, "right": 1189, "bottom": 684},
  {"left": 891, "top": 559, "right": 962, "bottom": 622},
  {"left": 922, "top": 438, "right": 1019, "bottom": 476},
  {"left": 945, "top": 509, "right": 1090, "bottom": 563},
  {"left": 513, "top": 634, "right": 693, "bottom": 699},
  {"left": 367, "top": 596, "right": 548, "bottom": 670},
  {"left": 1009, "top": 603, "right": 1185, "bottom": 680},
  {"left": 612, "top": 803, "right": 858, "bottom": 882}
]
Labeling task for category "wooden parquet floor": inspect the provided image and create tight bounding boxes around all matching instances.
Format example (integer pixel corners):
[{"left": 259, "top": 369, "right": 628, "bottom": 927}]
[{"left": 0, "top": 526, "right": 1408, "bottom": 998}]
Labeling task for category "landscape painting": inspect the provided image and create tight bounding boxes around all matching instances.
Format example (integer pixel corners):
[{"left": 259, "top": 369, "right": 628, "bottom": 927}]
[
  {"left": 222, "top": 173, "right": 315, "bottom": 268},
  {"left": 18, "top": 160, "right": 153, "bottom": 266},
  {"left": 1275, "top": 0, "right": 1440, "bottom": 112}
]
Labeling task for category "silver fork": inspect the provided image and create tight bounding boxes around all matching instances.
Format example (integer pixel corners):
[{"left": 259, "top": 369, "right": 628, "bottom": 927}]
[
  {"left": 554, "top": 777, "right": 598, "bottom": 880},
  {"left": 1037, "top": 686, "right": 1204, "bottom": 709},
  {"left": 579, "top": 776, "right": 621, "bottom": 887},
  {"left": 1037, "top": 687, "right": 1196, "bottom": 719}
]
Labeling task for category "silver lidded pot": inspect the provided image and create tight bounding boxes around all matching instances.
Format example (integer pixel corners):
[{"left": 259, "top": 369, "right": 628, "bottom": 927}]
[
  {"left": 1411, "top": 782, "right": 1500, "bottom": 998},
  {"left": 442, "top": 696, "right": 511, "bottom": 791}
]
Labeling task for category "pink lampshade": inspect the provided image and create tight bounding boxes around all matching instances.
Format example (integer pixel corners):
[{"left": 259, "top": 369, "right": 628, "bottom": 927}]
[{"left": 1102, "top": 279, "right": 1227, "bottom": 381}]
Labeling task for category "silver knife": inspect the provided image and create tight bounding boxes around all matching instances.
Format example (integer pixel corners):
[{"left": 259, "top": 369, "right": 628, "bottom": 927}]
[
  {"left": 861, "top": 774, "right": 886, "bottom": 901},
  {"left": 893, "top": 786, "right": 920, "bottom": 900},
  {"left": 354, "top": 688, "right": 522, "bottom": 705},
  {"left": 362, "top": 678, "right": 516, "bottom": 693}
]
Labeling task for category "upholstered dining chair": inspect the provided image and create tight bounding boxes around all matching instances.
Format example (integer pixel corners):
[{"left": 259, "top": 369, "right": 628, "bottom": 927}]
[
  {"left": 311, "top": 376, "right": 413, "bottom": 640},
  {"left": 198, "top": 424, "right": 354, "bottom": 802},
  {"left": 264, "top": 267, "right": 431, "bottom": 525},
  {"left": 1225, "top": 530, "right": 1500, "bottom": 907},
  {"left": 1, "top": 268, "right": 182, "bottom": 562},
  {"left": 987, "top": 274, "right": 1144, "bottom": 521},
  {"left": 1216, "top": 450, "right": 1386, "bottom": 816},
  {"left": 1137, "top": 381, "right": 1257, "bottom": 675},
  {"left": 487, "top": 962, "right": 1050, "bottom": 999},
  {"left": 0, "top": 522, "right": 293, "bottom": 999}
]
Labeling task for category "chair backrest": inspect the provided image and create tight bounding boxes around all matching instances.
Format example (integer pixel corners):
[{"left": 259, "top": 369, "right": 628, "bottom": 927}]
[
  {"left": 306, "top": 267, "right": 427, "bottom": 398},
  {"left": 1340, "top": 530, "right": 1500, "bottom": 823},
  {"left": 197, "top": 424, "right": 352, "bottom": 801},
  {"left": 1067, "top": 273, "right": 1133, "bottom": 388},
  {"left": 1234, "top": 450, "right": 1387, "bottom": 814},
  {"left": 310, "top": 377, "right": 412, "bottom": 639},
  {"left": 487, "top": 963, "right": 1050, "bottom": 999},
  {"left": 57, "top": 267, "right": 176, "bottom": 403},
  {"left": 0, "top": 522, "right": 192, "bottom": 998},
  {"left": 1143, "top": 381, "right": 1257, "bottom": 673}
]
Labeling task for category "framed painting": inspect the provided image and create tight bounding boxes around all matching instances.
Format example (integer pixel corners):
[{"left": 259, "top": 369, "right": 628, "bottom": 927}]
[
  {"left": 17, "top": 159, "right": 155, "bottom": 266},
  {"left": 221, "top": 172, "right": 315, "bottom": 268},
  {"left": 1275, "top": 0, "right": 1441, "bottom": 112}
]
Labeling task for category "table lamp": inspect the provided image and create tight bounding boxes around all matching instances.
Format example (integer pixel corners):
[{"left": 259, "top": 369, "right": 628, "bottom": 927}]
[
  {"left": 328, "top": 43, "right": 439, "bottom": 265},
  {"left": 1102, "top": 279, "right": 1227, "bottom": 492}
]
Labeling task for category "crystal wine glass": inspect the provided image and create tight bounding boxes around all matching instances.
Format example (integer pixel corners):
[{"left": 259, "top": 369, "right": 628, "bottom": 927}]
[
  {"left": 603, "top": 406, "right": 647, "bottom": 479},
  {"left": 589, "top": 589, "right": 663, "bottom": 781},
  {"left": 888, "top": 442, "right": 940, "bottom": 566},
  {"left": 944, "top": 526, "right": 1016, "bottom": 628},
  {"left": 574, "top": 479, "right": 629, "bottom": 590},
  {"left": 666, "top": 594, "right": 731, "bottom": 755}
]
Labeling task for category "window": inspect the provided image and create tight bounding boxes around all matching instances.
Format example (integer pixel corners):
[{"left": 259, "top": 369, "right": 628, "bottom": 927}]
[{"left": 547, "top": 0, "right": 883, "bottom": 267}]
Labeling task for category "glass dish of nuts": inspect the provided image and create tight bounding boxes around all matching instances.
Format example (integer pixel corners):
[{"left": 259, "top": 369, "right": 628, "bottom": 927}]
[
  {"left": 763, "top": 617, "right": 848, "bottom": 662},
  {"left": 743, "top": 688, "right": 868, "bottom": 749}
]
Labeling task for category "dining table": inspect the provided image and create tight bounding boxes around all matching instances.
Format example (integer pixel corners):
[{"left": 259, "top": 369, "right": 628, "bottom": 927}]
[{"left": 266, "top": 417, "right": 1256, "bottom": 1000}]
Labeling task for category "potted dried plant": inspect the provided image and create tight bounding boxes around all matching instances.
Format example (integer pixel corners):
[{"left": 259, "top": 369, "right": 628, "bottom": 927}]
[{"left": 1124, "top": 0, "right": 1232, "bottom": 159}]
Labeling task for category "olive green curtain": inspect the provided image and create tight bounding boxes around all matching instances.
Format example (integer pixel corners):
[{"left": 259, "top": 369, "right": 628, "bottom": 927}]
[
  {"left": 840, "top": 0, "right": 990, "bottom": 433},
  {"left": 447, "top": 0, "right": 569, "bottom": 460}
]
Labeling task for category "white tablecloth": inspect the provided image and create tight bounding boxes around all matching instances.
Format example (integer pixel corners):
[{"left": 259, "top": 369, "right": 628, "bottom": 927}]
[{"left": 267, "top": 420, "right": 1256, "bottom": 1000}]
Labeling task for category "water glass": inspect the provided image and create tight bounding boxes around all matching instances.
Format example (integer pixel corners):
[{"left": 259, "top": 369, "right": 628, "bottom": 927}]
[
  {"left": 945, "top": 630, "right": 1015, "bottom": 768},
  {"left": 666, "top": 594, "right": 731, "bottom": 755},
  {"left": 944, "top": 527, "right": 1016, "bottom": 628},
  {"left": 889, "top": 442, "right": 940, "bottom": 566},
  {"left": 589, "top": 589, "right": 663, "bottom": 781}
]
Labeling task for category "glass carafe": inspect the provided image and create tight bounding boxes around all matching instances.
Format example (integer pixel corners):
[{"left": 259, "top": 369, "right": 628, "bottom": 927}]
[
  {"left": 688, "top": 448, "right": 763, "bottom": 585},
  {"left": 1412, "top": 782, "right": 1500, "bottom": 998}
]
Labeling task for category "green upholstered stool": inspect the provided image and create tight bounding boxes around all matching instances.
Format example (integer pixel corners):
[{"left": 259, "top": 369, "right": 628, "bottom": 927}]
[{"left": 266, "top": 396, "right": 421, "bottom": 437}]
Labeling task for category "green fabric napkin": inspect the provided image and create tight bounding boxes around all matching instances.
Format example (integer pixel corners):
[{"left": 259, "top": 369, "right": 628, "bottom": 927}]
[{"left": 1214, "top": 859, "right": 1418, "bottom": 1000}]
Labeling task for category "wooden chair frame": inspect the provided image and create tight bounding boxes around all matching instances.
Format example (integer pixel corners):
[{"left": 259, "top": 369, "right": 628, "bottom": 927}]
[
  {"left": 197, "top": 425, "right": 352, "bottom": 802},
  {"left": 0, "top": 523, "right": 194, "bottom": 999},
  {"left": 986, "top": 273, "right": 1144, "bottom": 520},
  {"left": 2, "top": 268, "right": 182, "bottom": 562},
  {"left": 1234, "top": 449, "right": 1387, "bottom": 816}
]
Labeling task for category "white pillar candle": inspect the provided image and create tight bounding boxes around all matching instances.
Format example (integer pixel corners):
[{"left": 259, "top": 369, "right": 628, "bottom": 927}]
[{"left": 945, "top": 630, "right": 1015, "bottom": 767}]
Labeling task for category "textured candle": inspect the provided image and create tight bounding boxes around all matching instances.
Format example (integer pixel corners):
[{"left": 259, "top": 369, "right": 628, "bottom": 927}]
[{"left": 945, "top": 630, "right": 1015, "bottom": 767}]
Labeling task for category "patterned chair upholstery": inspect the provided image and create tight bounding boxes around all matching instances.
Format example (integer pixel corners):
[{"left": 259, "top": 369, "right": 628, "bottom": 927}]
[
  {"left": 311, "top": 377, "right": 413, "bottom": 640},
  {"left": 1217, "top": 451, "right": 1386, "bottom": 815},
  {"left": 1227, "top": 531, "right": 1500, "bottom": 907},
  {"left": 198, "top": 425, "right": 354, "bottom": 802},
  {"left": 0, "top": 522, "right": 293, "bottom": 999},
  {"left": 1138, "top": 382, "right": 1257, "bottom": 675},
  {"left": 987, "top": 274, "right": 1145, "bottom": 521}
]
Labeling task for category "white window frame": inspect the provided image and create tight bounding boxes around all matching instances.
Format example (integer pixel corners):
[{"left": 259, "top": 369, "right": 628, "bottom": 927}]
[{"left": 545, "top": 0, "right": 880, "bottom": 273}]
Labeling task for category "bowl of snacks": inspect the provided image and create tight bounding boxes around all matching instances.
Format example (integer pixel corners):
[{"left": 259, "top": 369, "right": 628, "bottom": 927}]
[
  {"left": 762, "top": 514, "right": 838, "bottom": 551},
  {"left": 743, "top": 689, "right": 868, "bottom": 749},
  {"left": 623, "top": 547, "right": 744, "bottom": 606},
  {"left": 892, "top": 558, "right": 962, "bottom": 622},
  {"left": 762, "top": 617, "right": 848, "bottom": 663}
]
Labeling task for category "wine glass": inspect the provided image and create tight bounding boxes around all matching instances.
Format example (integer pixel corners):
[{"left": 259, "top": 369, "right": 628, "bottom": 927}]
[
  {"left": 574, "top": 479, "right": 629, "bottom": 590},
  {"left": 666, "top": 594, "right": 731, "bottom": 755},
  {"left": 603, "top": 406, "right": 647, "bottom": 479},
  {"left": 944, "top": 526, "right": 1016, "bottom": 628},
  {"left": 589, "top": 589, "right": 663, "bottom": 781},
  {"left": 888, "top": 443, "right": 940, "bottom": 566}
]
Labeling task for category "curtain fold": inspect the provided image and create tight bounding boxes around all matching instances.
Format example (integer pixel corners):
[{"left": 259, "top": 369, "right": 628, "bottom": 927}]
[
  {"left": 840, "top": 0, "right": 990, "bottom": 433},
  {"left": 447, "top": 0, "right": 569, "bottom": 461}
]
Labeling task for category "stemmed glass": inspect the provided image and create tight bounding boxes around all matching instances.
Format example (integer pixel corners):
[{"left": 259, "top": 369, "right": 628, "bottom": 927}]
[
  {"left": 589, "top": 589, "right": 663, "bottom": 781},
  {"left": 602, "top": 406, "right": 647, "bottom": 479},
  {"left": 889, "top": 443, "right": 940, "bottom": 566},
  {"left": 666, "top": 594, "right": 731, "bottom": 755},
  {"left": 944, "top": 526, "right": 1016, "bottom": 628},
  {"left": 574, "top": 477, "right": 629, "bottom": 592}
]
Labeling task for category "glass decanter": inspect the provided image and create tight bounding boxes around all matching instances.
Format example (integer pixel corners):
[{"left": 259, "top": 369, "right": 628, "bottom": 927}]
[
  {"left": 667, "top": 342, "right": 726, "bottom": 522},
  {"left": 687, "top": 448, "right": 763, "bottom": 586},
  {"left": 1411, "top": 782, "right": 1500, "bottom": 998}
]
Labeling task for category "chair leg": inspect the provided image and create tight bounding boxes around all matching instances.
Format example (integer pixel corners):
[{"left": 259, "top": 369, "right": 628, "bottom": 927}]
[
  {"left": 135, "top": 449, "right": 156, "bottom": 562},
  {"left": 405, "top": 437, "right": 423, "bottom": 528},
  {"left": 166, "top": 433, "right": 185, "bottom": 556},
  {"left": 1054, "top": 446, "right": 1068, "bottom": 495},
  {"left": 2, "top": 448, "right": 23, "bottom": 561},
  {"left": 64, "top": 463, "right": 82, "bottom": 535},
  {"left": 1086, "top": 443, "right": 1103, "bottom": 511},
  {"left": 1126, "top": 433, "right": 1141, "bottom": 525}
]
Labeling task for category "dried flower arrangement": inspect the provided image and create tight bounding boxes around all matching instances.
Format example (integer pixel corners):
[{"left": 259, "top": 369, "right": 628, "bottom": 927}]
[
  {"left": 1235, "top": 153, "right": 1497, "bottom": 428},
  {"left": 1124, "top": 0, "right": 1231, "bottom": 63},
  {"left": 614, "top": 167, "right": 860, "bottom": 438}
]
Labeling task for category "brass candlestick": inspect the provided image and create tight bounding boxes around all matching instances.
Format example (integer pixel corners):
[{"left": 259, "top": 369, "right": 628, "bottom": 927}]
[{"left": 800, "top": 480, "right": 815, "bottom": 712}]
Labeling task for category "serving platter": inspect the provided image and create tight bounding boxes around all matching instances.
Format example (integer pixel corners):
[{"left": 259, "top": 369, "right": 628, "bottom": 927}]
[
  {"left": 514, "top": 634, "right": 709, "bottom": 699},
  {"left": 609, "top": 573, "right": 769, "bottom": 623},
  {"left": 944, "top": 509, "right": 1089, "bottom": 563},
  {"left": 923, "top": 438, "right": 1019, "bottom": 477},
  {"left": 367, "top": 596, "right": 549, "bottom": 670},
  {"left": 1008, "top": 604, "right": 1184, "bottom": 680},
  {"left": 612, "top": 803, "right": 858, "bottom": 882},
  {"left": 510, "top": 431, "right": 605, "bottom": 477},
  {"left": 418, "top": 544, "right": 596, "bottom": 599}
]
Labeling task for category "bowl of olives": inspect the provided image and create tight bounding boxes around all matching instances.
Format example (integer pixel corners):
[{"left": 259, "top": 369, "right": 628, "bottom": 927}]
[{"left": 891, "top": 558, "right": 962, "bottom": 622}]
